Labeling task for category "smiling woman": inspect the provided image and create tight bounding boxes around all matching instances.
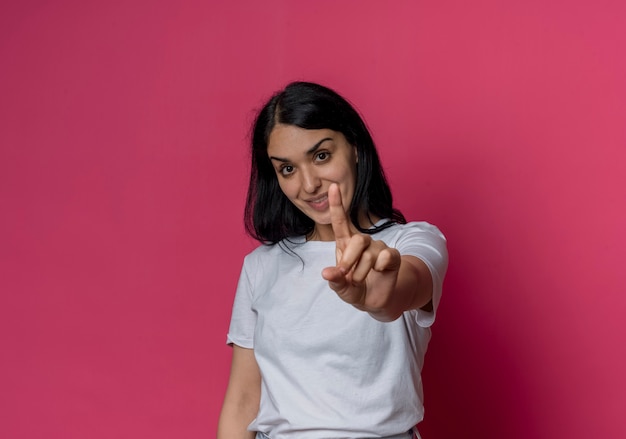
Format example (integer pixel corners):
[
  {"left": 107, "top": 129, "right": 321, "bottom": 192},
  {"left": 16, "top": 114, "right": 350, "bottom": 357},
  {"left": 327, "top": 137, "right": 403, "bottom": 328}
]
[
  {"left": 217, "top": 82, "right": 448, "bottom": 439},
  {"left": 267, "top": 126, "right": 358, "bottom": 241},
  {"left": 244, "top": 82, "right": 407, "bottom": 245}
]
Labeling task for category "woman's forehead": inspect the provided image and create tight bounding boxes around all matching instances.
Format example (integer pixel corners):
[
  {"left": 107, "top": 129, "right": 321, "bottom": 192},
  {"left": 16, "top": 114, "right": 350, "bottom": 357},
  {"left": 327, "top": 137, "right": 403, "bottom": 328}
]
[{"left": 267, "top": 125, "right": 342, "bottom": 154}]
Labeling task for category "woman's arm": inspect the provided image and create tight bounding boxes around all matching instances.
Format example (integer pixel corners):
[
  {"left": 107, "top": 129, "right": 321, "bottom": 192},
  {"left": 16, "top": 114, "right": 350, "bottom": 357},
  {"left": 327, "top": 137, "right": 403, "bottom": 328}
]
[
  {"left": 217, "top": 345, "right": 261, "bottom": 439},
  {"left": 367, "top": 254, "right": 434, "bottom": 321},
  {"left": 321, "top": 184, "right": 436, "bottom": 322}
]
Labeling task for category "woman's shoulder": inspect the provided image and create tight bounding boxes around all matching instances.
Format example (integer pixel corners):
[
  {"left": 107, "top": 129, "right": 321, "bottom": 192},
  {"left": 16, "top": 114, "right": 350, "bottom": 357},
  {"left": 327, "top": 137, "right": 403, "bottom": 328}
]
[
  {"left": 239, "top": 243, "right": 281, "bottom": 277},
  {"left": 376, "top": 220, "right": 446, "bottom": 239},
  {"left": 402, "top": 221, "right": 446, "bottom": 238},
  {"left": 243, "top": 236, "right": 307, "bottom": 260},
  {"left": 245, "top": 242, "right": 284, "bottom": 259}
]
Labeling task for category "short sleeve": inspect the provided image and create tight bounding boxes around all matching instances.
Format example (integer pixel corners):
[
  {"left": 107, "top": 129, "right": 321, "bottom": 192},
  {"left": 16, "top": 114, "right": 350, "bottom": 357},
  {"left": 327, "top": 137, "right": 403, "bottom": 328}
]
[
  {"left": 394, "top": 222, "right": 448, "bottom": 327},
  {"left": 226, "top": 254, "right": 258, "bottom": 348}
]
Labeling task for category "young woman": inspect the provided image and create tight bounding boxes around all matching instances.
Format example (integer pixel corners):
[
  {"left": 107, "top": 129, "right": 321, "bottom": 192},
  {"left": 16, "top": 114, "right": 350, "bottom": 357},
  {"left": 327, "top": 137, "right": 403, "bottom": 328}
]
[{"left": 217, "top": 82, "right": 448, "bottom": 439}]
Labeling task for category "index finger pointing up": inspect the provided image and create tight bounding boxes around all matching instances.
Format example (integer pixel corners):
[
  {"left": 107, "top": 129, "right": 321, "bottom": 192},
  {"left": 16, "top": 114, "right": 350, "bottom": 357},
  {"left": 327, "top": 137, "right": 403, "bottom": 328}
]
[{"left": 328, "top": 183, "right": 352, "bottom": 244}]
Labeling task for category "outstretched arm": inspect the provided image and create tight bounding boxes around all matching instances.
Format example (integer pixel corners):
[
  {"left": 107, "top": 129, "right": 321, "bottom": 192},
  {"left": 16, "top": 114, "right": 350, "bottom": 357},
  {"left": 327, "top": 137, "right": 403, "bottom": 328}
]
[{"left": 321, "top": 184, "right": 433, "bottom": 322}]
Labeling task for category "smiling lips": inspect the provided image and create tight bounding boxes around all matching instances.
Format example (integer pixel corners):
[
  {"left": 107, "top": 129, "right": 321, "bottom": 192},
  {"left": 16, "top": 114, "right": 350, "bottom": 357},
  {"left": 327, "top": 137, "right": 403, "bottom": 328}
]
[{"left": 305, "top": 193, "right": 329, "bottom": 211}]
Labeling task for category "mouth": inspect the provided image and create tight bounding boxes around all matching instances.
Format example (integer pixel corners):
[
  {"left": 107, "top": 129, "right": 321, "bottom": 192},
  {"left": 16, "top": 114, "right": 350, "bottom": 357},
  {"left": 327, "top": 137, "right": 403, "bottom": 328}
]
[{"left": 304, "top": 194, "right": 329, "bottom": 211}]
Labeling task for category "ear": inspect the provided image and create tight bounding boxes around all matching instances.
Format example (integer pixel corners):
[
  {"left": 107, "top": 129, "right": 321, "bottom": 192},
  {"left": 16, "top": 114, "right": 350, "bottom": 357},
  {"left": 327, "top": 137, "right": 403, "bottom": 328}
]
[{"left": 353, "top": 145, "right": 358, "bottom": 163}]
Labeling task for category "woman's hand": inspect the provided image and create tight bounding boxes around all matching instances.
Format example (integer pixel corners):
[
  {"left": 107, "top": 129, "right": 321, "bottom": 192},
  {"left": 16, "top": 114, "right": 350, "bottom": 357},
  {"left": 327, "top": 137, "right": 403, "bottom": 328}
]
[{"left": 321, "top": 184, "right": 406, "bottom": 317}]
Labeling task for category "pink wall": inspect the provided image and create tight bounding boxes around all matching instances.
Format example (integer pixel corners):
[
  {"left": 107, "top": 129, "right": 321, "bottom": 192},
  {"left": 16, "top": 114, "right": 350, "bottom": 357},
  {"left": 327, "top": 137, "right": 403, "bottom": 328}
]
[{"left": 1, "top": 1, "right": 624, "bottom": 438}]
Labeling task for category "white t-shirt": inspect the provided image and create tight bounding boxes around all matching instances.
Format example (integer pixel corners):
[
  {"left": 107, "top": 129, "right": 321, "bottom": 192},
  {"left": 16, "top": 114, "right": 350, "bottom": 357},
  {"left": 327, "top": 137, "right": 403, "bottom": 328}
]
[{"left": 227, "top": 222, "right": 448, "bottom": 439}]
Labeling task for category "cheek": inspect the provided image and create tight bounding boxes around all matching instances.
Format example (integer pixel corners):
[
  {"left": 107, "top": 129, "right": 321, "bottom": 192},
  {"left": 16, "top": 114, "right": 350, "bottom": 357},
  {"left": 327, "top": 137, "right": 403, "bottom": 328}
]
[
  {"left": 324, "top": 162, "right": 354, "bottom": 181},
  {"left": 276, "top": 179, "right": 296, "bottom": 199},
  {"left": 332, "top": 171, "right": 356, "bottom": 205},
  {"left": 336, "top": 164, "right": 357, "bottom": 187}
]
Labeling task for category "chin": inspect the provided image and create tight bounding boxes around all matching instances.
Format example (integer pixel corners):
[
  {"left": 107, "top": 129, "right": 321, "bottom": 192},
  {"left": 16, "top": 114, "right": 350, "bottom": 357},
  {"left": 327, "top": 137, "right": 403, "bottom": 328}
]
[{"left": 307, "top": 212, "right": 331, "bottom": 225}]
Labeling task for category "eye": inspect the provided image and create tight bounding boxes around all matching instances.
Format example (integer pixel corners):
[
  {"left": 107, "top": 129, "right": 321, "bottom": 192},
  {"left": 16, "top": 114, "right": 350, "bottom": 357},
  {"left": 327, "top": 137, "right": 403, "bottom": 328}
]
[
  {"left": 314, "top": 151, "right": 330, "bottom": 162},
  {"left": 280, "top": 165, "right": 294, "bottom": 176}
]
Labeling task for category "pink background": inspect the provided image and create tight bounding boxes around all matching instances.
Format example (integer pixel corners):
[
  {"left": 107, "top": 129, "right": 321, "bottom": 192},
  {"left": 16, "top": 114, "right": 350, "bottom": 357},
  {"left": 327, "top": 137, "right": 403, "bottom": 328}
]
[{"left": 1, "top": 1, "right": 625, "bottom": 438}]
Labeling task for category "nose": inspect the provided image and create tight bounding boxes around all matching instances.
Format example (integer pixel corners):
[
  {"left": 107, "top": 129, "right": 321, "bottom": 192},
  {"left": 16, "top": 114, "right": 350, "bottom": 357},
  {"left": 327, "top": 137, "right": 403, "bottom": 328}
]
[{"left": 300, "top": 167, "right": 321, "bottom": 193}]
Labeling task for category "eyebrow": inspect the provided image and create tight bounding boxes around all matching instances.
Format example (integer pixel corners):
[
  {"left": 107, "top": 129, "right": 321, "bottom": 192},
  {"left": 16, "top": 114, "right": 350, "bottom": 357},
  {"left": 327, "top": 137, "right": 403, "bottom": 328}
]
[{"left": 269, "top": 137, "right": 333, "bottom": 163}]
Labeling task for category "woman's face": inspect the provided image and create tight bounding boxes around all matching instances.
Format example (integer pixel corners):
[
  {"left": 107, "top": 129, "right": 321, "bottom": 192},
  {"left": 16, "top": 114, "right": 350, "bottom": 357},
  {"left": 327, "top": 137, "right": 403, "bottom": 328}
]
[{"left": 267, "top": 124, "right": 358, "bottom": 241}]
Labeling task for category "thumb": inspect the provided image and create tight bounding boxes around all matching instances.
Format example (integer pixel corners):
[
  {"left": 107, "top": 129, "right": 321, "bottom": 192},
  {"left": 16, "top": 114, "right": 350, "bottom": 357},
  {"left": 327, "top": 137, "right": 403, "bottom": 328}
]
[{"left": 321, "top": 266, "right": 348, "bottom": 290}]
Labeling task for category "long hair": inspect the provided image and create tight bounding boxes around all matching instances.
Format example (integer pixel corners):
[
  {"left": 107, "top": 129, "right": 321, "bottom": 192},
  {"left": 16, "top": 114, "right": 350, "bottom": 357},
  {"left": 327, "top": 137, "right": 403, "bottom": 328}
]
[{"left": 245, "top": 81, "right": 405, "bottom": 244}]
